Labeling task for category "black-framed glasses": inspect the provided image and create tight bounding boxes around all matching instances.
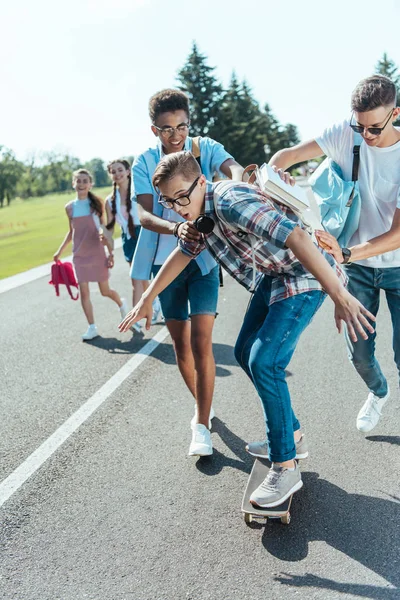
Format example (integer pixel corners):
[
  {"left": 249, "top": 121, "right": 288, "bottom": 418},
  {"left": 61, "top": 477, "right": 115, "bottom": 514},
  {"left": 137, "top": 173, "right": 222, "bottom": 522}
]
[
  {"left": 153, "top": 123, "right": 190, "bottom": 137},
  {"left": 158, "top": 177, "right": 200, "bottom": 209},
  {"left": 350, "top": 108, "right": 394, "bottom": 136}
]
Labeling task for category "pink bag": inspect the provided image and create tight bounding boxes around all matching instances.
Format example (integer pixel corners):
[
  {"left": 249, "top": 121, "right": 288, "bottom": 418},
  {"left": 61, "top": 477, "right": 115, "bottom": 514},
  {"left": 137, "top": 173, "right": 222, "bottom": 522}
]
[{"left": 49, "top": 260, "right": 79, "bottom": 301}]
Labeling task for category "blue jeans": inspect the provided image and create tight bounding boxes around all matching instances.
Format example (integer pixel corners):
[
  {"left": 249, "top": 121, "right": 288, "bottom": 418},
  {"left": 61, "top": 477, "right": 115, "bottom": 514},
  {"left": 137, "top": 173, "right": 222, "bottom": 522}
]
[
  {"left": 152, "top": 262, "right": 219, "bottom": 321},
  {"left": 234, "top": 276, "right": 325, "bottom": 463},
  {"left": 345, "top": 263, "right": 400, "bottom": 397}
]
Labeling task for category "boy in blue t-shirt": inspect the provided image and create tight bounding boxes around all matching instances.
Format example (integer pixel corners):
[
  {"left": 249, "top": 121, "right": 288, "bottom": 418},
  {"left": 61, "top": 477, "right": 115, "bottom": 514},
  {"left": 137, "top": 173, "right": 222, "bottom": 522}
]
[{"left": 130, "top": 89, "right": 243, "bottom": 457}]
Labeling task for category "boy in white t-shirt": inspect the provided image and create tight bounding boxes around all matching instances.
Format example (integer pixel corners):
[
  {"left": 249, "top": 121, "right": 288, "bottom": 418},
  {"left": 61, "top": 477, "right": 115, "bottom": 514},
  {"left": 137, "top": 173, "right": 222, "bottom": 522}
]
[{"left": 267, "top": 75, "right": 400, "bottom": 434}]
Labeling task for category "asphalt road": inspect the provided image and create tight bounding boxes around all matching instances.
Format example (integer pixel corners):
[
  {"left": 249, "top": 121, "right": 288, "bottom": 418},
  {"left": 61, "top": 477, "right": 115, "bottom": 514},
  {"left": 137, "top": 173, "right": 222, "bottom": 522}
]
[{"left": 0, "top": 250, "right": 399, "bottom": 600}]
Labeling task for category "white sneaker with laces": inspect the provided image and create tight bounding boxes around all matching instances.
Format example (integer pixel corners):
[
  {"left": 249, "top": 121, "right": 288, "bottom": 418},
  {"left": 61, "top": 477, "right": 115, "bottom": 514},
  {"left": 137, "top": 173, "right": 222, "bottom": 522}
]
[
  {"left": 188, "top": 424, "right": 213, "bottom": 456},
  {"left": 191, "top": 405, "right": 215, "bottom": 429},
  {"left": 356, "top": 387, "right": 390, "bottom": 433},
  {"left": 82, "top": 324, "right": 99, "bottom": 341},
  {"left": 119, "top": 298, "right": 128, "bottom": 320}
]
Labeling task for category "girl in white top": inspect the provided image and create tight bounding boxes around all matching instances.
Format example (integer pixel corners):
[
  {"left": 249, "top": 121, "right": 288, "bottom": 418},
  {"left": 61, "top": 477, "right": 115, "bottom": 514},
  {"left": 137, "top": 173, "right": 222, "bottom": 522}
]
[{"left": 105, "top": 159, "right": 162, "bottom": 327}]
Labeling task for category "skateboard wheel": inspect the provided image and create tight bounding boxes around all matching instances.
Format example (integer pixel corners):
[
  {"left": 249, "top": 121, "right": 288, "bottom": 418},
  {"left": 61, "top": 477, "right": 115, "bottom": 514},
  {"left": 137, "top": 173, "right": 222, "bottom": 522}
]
[
  {"left": 244, "top": 513, "right": 252, "bottom": 524},
  {"left": 281, "top": 513, "right": 291, "bottom": 525}
]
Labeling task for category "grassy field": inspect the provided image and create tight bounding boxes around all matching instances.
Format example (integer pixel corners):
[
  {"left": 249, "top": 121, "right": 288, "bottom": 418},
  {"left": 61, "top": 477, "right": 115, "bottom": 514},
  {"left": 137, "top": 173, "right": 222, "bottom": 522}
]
[{"left": 0, "top": 187, "right": 113, "bottom": 279}]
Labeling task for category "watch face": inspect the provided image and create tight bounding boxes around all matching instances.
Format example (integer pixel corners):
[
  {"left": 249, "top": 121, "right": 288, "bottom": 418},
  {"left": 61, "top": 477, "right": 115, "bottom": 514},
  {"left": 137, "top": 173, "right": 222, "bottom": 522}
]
[{"left": 342, "top": 248, "right": 351, "bottom": 263}]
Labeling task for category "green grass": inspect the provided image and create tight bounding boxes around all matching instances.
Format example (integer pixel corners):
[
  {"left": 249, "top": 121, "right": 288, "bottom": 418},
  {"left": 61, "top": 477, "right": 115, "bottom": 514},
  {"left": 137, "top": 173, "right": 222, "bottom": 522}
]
[{"left": 0, "top": 187, "right": 112, "bottom": 279}]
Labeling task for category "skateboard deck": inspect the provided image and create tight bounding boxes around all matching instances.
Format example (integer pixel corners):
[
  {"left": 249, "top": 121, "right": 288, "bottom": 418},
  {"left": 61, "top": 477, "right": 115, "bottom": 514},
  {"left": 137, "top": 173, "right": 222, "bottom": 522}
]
[{"left": 241, "top": 458, "right": 292, "bottom": 525}]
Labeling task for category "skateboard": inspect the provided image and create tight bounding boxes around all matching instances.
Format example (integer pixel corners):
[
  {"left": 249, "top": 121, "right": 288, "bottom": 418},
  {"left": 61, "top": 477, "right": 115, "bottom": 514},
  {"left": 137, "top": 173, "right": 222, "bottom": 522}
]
[{"left": 241, "top": 457, "right": 293, "bottom": 526}]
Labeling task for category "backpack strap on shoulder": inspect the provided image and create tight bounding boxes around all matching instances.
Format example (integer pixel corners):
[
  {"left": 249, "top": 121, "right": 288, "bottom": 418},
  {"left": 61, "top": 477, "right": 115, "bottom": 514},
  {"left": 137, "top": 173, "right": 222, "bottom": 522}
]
[
  {"left": 191, "top": 136, "right": 202, "bottom": 170},
  {"left": 347, "top": 132, "right": 362, "bottom": 206}
]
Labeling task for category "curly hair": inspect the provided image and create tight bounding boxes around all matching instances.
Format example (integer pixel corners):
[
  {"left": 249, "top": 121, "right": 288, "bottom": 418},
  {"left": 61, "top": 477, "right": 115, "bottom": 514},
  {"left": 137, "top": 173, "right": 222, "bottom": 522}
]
[
  {"left": 72, "top": 169, "right": 103, "bottom": 218},
  {"left": 106, "top": 159, "right": 135, "bottom": 239},
  {"left": 351, "top": 75, "right": 397, "bottom": 112},
  {"left": 148, "top": 89, "right": 190, "bottom": 124}
]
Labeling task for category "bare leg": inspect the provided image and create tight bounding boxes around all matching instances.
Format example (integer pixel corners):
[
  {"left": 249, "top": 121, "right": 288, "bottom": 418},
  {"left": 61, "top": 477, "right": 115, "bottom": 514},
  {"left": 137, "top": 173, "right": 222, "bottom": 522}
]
[
  {"left": 79, "top": 282, "right": 94, "bottom": 324},
  {"left": 98, "top": 280, "right": 122, "bottom": 306},
  {"left": 190, "top": 315, "right": 216, "bottom": 427},
  {"left": 132, "top": 278, "right": 149, "bottom": 307},
  {"left": 166, "top": 319, "right": 196, "bottom": 398}
]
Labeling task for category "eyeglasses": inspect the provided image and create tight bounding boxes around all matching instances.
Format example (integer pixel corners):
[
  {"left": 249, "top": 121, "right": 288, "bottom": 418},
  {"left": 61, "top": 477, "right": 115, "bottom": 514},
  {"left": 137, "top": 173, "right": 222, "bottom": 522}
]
[
  {"left": 153, "top": 123, "right": 190, "bottom": 137},
  {"left": 158, "top": 177, "right": 200, "bottom": 209},
  {"left": 350, "top": 108, "right": 394, "bottom": 136}
]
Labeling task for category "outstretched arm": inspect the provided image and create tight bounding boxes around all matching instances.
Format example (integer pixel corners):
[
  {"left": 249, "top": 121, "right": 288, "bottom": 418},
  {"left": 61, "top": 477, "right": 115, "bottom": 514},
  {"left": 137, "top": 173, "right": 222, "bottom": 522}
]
[
  {"left": 118, "top": 248, "right": 191, "bottom": 331},
  {"left": 286, "top": 227, "right": 375, "bottom": 341},
  {"left": 316, "top": 208, "right": 400, "bottom": 262},
  {"left": 269, "top": 139, "right": 324, "bottom": 172}
]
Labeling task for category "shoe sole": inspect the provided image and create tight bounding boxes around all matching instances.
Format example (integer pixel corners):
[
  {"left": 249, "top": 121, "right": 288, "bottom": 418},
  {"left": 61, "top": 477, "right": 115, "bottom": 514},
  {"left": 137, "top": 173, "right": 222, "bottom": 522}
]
[
  {"left": 246, "top": 447, "right": 309, "bottom": 460},
  {"left": 82, "top": 334, "right": 99, "bottom": 341},
  {"left": 250, "top": 479, "right": 303, "bottom": 508},
  {"left": 188, "top": 447, "right": 213, "bottom": 457}
]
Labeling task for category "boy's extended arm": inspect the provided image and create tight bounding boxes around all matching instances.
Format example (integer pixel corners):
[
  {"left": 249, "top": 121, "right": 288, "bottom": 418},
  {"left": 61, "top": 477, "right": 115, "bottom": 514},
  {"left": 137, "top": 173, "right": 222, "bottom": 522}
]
[
  {"left": 269, "top": 140, "right": 324, "bottom": 171},
  {"left": 286, "top": 227, "right": 375, "bottom": 342},
  {"left": 118, "top": 248, "right": 191, "bottom": 331},
  {"left": 316, "top": 208, "right": 400, "bottom": 261}
]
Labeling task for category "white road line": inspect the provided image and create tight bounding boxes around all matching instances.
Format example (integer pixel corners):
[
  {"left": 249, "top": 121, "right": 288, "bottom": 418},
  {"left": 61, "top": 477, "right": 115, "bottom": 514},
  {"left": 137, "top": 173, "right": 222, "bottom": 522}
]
[
  {"left": 0, "top": 325, "right": 170, "bottom": 508},
  {"left": 0, "top": 239, "right": 122, "bottom": 295}
]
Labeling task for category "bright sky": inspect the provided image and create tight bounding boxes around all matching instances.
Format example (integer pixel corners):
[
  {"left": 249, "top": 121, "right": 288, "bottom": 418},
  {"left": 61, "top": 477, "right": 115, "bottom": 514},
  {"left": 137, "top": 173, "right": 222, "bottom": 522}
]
[{"left": 2, "top": 0, "right": 399, "bottom": 164}]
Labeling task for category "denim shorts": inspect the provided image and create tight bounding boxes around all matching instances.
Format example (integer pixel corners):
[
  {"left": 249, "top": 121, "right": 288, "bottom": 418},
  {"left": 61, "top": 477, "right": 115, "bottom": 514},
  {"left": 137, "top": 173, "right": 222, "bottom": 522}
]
[
  {"left": 152, "top": 261, "right": 219, "bottom": 321},
  {"left": 122, "top": 227, "right": 141, "bottom": 264}
]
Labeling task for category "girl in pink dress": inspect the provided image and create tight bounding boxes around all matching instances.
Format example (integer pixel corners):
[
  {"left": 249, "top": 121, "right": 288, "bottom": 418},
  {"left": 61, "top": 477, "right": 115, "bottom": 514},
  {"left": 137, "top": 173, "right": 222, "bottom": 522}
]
[{"left": 53, "top": 169, "right": 128, "bottom": 340}]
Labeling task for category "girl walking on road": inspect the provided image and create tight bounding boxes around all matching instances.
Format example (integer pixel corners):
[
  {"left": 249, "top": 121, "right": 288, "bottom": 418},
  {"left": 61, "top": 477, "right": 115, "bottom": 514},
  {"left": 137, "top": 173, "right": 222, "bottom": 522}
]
[
  {"left": 105, "top": 158, "right": 162, "bottom": 330},
  {"left": 53, "top": 168, "right": 128, "bottom": 340}
]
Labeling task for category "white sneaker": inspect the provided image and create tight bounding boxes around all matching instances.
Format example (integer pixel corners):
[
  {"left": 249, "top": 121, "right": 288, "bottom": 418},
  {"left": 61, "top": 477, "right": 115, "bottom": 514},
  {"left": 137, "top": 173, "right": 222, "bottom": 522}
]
[
  {"left": 82, "top": 324, "right": 99, "bottom": 341},
  {"left": 131, "top": 318, "right": 145, "bottom": 333},
  {"left": 191, "top": 404, "right": 215, "bottom": 429},
  {"left": 356, "top": 387, "right": 390, "bottom": 433},
  {"left": 151, "top": 297, "right": 163, "bottom": 325},
  {"left": 119, "top": 298, "right": 128, "bottom": 320},
  {"left": 188, "top": 424, "right": 213, "bottom": 456}
]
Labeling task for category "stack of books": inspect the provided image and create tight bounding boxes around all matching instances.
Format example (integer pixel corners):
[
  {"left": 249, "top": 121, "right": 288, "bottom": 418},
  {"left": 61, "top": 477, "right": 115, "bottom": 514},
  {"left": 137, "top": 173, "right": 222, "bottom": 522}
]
[{"left": 255, "top": 163, "right": 322, "bottom": 233}]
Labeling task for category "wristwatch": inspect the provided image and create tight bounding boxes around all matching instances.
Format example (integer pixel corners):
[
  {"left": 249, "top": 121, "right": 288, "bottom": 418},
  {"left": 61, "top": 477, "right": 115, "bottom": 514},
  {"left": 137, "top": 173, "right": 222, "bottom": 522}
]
[{"left": 341, "top": 247, "right": 352, "bottom": 265}]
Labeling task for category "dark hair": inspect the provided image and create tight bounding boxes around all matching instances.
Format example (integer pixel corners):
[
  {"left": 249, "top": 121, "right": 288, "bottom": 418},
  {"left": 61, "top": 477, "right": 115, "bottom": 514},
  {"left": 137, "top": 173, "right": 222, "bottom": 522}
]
[
  {"left": 105, "top": 158, "right": 135, "bottom": 239},
  {"left": 351, "top": 75, "right": 397, "bottom": 112},
  {"left": 152, "top": 151, "right": 200, "bottom": 189},
  {"left": 148, "top": 89, "right": 190, "bottom": 124},
  {"left": 72, "top": 169, "right": 103, "bottom": 218}
]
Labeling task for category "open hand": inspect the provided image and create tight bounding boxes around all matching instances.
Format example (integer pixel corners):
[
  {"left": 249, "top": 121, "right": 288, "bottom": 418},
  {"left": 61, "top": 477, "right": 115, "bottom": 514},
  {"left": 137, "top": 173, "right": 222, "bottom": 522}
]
[
  {"left": 118, "top": 298, "right": 153, "bottom": 332},
  {"left": 333, "top": 289, "right": 375, "bottom": 342},
  {"left": 315, "top": 230, "right": 342, "bottom": 262}
]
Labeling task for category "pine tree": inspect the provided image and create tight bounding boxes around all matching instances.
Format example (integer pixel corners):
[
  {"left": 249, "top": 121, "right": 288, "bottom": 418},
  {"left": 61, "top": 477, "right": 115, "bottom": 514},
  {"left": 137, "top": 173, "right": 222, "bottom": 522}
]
[
  {"left": 375, "top": 53, "right": 400, "bottom": 124},
  {"left": 176, "top": 42, "right": 223, "bottom": 136}
]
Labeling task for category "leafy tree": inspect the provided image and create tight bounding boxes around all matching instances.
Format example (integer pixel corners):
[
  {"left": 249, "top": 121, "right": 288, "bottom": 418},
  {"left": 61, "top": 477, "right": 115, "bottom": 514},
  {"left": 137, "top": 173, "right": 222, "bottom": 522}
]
[
  {"left": 177, "top": 41, "right": 223, "bottom": 136},
  {"left": 84, "top": 158, "right": 108, "bottom": 187},
  {"left": 0, "top": 146, "right": 24, "bottom": 207},
  {"left": 375, "top": 52, "right": 400, "bottom": 124}
]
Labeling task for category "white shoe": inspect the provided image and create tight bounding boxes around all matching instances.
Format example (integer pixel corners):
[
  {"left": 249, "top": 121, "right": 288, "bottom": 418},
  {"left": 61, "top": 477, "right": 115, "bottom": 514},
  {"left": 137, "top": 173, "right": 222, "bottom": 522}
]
[
  {"left": 82, "top": 324, "right": 99, "bottom": 341},
  {"left": 188, "top": 424, "right": 213, "bottom": 456},
  {"left": 191, "top": 404, "right": 215, "bottom": 429},
  {"left": 131, "top": 318, "right": 144, "bottom": 333},
  {"left": 119, "top": 298, "right": 128, "bottom": 320},
  {"left": 151, "top": 297, "right": 163, "bottom": 325},
  {"left": 356, "top": 387, "right": 390, "bottom": 433}
]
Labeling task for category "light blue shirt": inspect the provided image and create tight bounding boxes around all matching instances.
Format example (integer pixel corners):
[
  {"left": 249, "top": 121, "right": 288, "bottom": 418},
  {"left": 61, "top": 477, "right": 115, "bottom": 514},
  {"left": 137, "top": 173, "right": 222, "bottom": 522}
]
[{"left": 130, "top": 136, "right": 234, "bottom": 280}]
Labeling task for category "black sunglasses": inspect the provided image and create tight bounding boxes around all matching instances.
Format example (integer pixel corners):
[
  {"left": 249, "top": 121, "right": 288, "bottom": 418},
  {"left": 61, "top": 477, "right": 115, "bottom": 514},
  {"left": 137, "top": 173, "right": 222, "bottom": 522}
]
[
  {"left": 350, "top": 108, "right": 394, "bottom": 136},
  {"left": 158, "top": 177, "right": 200, "bottom": 209}
]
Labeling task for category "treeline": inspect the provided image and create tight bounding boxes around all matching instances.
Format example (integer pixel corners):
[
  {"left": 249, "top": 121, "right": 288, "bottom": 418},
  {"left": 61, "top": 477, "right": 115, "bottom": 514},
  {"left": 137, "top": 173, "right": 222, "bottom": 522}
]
[{"left": 0, "top": 48, "right": 399, "bottom": 208}]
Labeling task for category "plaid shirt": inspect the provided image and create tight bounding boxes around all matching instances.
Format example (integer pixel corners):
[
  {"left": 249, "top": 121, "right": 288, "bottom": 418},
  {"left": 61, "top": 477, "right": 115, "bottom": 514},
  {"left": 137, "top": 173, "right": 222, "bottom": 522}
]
[{"left": 178, "top": 181, "right": 347, "bottom": 305}]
